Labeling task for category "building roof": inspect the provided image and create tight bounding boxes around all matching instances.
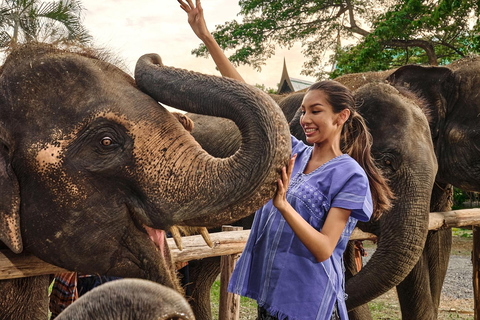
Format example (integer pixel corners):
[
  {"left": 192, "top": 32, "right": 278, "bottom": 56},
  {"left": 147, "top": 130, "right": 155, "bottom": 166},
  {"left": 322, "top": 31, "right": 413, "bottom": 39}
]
[{"left": 277, "top": 59, "right": 314, "bottom": 94}]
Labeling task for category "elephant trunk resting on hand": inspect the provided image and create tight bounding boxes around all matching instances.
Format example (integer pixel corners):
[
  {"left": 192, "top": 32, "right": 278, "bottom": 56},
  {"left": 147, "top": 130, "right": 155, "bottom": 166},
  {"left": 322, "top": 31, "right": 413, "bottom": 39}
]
[{"left": 0, "top": 43, "right": 291, "bottom": 318}]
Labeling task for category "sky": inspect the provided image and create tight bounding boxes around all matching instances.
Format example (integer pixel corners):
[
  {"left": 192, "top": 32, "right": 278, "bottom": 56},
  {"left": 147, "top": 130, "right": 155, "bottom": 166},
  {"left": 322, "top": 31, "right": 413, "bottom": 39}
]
[{"left": 80, "top": 0, "right": 317, "bottom": 90}]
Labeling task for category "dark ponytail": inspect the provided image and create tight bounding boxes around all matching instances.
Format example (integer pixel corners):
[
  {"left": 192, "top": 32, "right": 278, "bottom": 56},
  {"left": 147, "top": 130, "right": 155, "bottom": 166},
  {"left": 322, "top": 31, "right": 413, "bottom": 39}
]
[{"left": 308, "top": 81, "right": 394, "bottom": 220}]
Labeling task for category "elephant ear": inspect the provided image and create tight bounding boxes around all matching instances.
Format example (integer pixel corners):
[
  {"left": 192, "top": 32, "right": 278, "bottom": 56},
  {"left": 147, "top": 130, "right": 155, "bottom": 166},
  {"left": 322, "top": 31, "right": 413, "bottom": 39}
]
[
  {"left": 0, "top": 127, "right": 22, "bottom": 253},
  {"left": 386, "top": 65, "right": 458, "bottom": 142}
]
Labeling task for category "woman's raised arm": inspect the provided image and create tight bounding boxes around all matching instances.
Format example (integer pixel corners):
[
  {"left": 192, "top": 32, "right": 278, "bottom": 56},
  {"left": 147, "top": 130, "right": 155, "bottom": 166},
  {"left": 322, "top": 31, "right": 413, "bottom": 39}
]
[{"left": 178, "top": 0, "right": 245, "bottom": 82}]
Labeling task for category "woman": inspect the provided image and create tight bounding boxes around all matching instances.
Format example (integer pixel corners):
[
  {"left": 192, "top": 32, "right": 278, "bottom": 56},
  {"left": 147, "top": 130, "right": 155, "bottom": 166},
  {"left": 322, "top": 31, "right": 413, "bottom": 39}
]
[{"left": 178, "top": 1, "right": 393, "bottom": 319}]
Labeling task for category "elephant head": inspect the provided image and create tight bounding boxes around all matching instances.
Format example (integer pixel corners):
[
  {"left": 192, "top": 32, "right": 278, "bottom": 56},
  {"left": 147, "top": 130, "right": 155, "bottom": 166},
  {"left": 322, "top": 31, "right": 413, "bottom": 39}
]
[
  {"left": 57, "top": 279, "right": 195, "bottom": 320},
  {"left": 387, "top": 57, "right": 480, "bottom": 192},
  {"left": 0, "top": 44, "right": 291, "bottom": 289},
  {"left": 289, "top": 82, "right": 437, "bottom": 309}
]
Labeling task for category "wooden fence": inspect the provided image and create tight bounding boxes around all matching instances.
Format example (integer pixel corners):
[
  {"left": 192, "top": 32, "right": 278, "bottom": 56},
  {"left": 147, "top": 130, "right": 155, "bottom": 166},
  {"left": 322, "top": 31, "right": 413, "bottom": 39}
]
[{"left": 0, "top": 208, "right": 479, "bottom": 319}]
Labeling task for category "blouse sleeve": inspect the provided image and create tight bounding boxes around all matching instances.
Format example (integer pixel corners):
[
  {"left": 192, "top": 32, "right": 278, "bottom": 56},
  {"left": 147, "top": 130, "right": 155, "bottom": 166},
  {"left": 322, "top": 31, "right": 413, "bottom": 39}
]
[
  {"left": 330, "top": 167, "right": 373, "bottom": 222},
  {"left": 291, "top": 135, "right": 307, "bottom": 155}
]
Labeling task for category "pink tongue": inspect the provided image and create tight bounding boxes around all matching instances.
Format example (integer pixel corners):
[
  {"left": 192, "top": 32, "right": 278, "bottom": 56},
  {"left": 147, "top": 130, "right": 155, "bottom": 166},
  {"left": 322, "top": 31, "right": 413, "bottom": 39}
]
[{"left": 144, "top": 226, "right": 166, "bottom": 256}]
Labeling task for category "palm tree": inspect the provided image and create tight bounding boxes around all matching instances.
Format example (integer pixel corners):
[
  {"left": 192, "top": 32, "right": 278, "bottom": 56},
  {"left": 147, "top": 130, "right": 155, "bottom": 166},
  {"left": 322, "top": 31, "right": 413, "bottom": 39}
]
[{"left": 0, "top": 0, "right": 91, "bottom": 50}]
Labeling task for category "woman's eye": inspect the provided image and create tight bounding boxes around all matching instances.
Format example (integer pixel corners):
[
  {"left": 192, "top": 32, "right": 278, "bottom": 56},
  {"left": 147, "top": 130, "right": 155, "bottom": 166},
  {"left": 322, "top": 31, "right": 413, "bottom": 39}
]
[{"left": 101, "top": 137, "right": 113, "bottom": 146}]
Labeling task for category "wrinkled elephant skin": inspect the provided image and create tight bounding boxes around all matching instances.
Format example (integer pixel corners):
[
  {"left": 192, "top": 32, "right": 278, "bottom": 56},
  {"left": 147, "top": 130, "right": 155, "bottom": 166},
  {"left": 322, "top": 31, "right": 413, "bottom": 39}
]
[
  {"left": 383, "top": 57, "right": 480, "bottom": 319},
  {"left": 0, "top": 44, "right": 291, "bottom": 318}
]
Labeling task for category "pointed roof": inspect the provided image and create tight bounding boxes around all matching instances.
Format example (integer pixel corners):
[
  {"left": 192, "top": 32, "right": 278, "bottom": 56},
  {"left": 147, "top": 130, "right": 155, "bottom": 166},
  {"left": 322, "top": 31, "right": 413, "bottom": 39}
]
[
  {"left": 277, "top": 58, "right": 295, "bottom": 94},
  {"left": 277, "top": 59, "right": 313, "bottom": 94}
]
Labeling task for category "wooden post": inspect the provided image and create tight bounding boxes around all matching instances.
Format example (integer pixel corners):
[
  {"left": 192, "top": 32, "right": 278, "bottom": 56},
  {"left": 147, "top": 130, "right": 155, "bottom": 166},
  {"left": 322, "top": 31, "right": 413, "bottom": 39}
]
[
  {"left": 219, "top": 225, "right": 243, "bottom": 320},
  {"left": 474, "top": 226, "right": 480, "bottom": 320}
]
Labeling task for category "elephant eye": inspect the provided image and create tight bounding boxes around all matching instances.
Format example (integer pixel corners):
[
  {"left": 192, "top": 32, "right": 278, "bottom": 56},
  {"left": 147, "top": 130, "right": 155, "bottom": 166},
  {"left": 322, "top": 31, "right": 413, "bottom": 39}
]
[
  {"left": 385, "top": 159, "right": 392, "bottom": 166},
  {"left": 101, "top": 137, "right": 113, "bottom": 146}
]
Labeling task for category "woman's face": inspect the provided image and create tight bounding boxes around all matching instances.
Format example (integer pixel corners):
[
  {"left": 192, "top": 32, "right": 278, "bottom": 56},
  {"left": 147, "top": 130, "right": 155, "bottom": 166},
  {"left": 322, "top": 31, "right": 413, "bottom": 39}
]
[{"left": 300, "top": 90, "right": 344, "bottom": 146}]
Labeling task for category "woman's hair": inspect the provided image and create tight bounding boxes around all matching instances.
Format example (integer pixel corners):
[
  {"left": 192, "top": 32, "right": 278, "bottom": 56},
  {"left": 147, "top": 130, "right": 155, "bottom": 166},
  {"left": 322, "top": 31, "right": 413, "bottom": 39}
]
[{"left": 307, "top": 80, "right": 394, "bottom": 220}]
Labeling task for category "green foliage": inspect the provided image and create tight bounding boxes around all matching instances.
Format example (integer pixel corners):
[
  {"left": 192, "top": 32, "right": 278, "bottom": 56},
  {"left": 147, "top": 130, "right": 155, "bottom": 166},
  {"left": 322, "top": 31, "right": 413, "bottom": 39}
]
[
  {"left": 333, "top": 0, "right": 480, "bottom": 76},
  {"left": 452, "top": 187, "right": 468, "bottom": 209},
  {"left": 255, "top": 83, "right": 277, "bottom": 94},
  {"left": 0, "top": 0, "right": 91, "bottom": 51},
  {"left": 194, "top": 0, "right": 480, "bottom": 78},
  {"left": 452, "top": 227, "right": 473, "bottom": 239}
]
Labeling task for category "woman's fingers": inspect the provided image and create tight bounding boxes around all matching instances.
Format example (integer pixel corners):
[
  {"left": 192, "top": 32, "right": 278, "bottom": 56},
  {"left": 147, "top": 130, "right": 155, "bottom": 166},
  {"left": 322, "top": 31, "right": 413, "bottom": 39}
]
[
  {"left": 287, "top": 154, "right": 297, "bottom": 177},
  {"left": 186, "top": 0, "right": 195, "bottom": 9},
  {"left": 177, "top": 0, "right": 187, "bottom": 8}
]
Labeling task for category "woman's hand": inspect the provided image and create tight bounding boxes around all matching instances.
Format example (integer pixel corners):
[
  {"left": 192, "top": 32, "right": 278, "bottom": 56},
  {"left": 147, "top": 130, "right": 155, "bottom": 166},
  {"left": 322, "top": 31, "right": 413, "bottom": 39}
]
[
  {"left": 273, "top": 154, "right": 297, "bottom": 212},
  {"left": 178, "top": 0, "right": 210, "bottom": 41}
]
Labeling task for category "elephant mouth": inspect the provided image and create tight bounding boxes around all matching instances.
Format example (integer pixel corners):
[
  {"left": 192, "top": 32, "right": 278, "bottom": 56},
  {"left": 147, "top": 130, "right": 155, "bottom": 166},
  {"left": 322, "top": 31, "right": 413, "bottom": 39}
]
[
  {"left": 125, "top": 202, "right": 174, "bottom": 271},
  {"left": 143, "top": 225, "right": 167, "bottom": 258}
]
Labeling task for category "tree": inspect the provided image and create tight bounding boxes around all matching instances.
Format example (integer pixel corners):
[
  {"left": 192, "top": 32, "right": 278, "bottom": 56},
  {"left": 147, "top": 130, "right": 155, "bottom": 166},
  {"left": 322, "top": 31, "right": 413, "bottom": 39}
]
[
  {"left": 192, "top": 0, "right": 480, "bottom": 78},
  {"left": 332, "top": 0, "right": 480, "bottom": 77},
  {"left": 0, "top": 0, "right": 91, "bottom": 51}
]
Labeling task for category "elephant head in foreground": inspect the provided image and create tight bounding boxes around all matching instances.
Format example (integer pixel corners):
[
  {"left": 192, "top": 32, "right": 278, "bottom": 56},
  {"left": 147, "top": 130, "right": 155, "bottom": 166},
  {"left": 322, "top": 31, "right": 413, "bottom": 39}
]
[
  {"left": 0, "top": 43, "right": 291, "bottom": 318},
  {"left": 56, "top": 279, "right": 195, "bottom": 320}
]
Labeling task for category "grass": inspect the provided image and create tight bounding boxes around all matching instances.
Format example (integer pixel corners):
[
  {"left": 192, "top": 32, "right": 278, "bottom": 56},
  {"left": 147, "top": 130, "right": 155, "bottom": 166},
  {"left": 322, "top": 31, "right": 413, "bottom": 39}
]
[
  {"left": 210, "top": 280, "right": 257, "bottom": 320},
  {"left": 452, "top": 227, "right": 473, "bottom": 239}
]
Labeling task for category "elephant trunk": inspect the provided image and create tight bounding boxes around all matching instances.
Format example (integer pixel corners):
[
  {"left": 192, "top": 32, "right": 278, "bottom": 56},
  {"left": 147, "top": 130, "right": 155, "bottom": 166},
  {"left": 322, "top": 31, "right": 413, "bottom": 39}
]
[
  {"left": 346, "top": 171, "right": 432, "bottom": 309},
  {"left": 134, "top": 54, "right": 291, "bottom": 227}
]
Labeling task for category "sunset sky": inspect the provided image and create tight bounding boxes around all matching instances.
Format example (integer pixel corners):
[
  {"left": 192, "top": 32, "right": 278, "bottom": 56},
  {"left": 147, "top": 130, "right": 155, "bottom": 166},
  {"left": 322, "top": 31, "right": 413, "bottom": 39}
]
[{"left": 80, "top": 0, "right": 317, "bottom": 90}]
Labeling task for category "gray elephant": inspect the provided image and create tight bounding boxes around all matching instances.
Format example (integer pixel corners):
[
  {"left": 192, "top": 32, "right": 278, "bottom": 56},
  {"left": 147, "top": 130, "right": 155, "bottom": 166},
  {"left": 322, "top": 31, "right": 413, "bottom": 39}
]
[
  {"left": 325, "top": 57, "right": 480, "bottom": 319},
  {"left": 56, "top": 279, "right": 194, "bottom": 320},
  {"left": 378, "top": 56, "right": 480, "bottom": 319},
  {"left": 182, "top": 81, "right": 437, "bottom": 320},
  {"left": 0, "top": 43, "right": 291, "bottom": 319}
]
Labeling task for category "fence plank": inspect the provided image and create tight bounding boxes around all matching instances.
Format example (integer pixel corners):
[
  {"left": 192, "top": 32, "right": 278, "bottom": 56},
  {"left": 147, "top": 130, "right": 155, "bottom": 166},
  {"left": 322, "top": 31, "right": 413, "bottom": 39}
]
[
  {"left": 0, "top": 250, "right": 68, "bottom": 279},
  {"left": 0, "top": 208, "right": 479, "bottom": 280},
  {"left": 429, "top": 209, "right": 480, "bottom": 230}
]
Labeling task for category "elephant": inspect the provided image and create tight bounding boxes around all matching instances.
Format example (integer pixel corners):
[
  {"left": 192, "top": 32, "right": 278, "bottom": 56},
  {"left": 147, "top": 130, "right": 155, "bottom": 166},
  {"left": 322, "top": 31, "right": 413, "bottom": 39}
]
[
  {"left": 318, "top": 57, "right": 480, "bottom": 319},
  {"left": 181, "top": 81, "right": 437, "bottom": 320},
  {"left": 378, "top": 56, "right": 480, "bottom": 319},
  {"left": 56, "top": 279, "right": 195, "bottom": 320},
  {"left": 0, "top": 43, "right": 291, "bottom": 319}
]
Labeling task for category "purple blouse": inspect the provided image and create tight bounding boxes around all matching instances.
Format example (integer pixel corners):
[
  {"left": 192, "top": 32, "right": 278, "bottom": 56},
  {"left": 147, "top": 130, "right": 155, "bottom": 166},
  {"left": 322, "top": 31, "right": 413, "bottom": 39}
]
[{"left": 228, "top": 136, "right": 373, "bottom": 320}]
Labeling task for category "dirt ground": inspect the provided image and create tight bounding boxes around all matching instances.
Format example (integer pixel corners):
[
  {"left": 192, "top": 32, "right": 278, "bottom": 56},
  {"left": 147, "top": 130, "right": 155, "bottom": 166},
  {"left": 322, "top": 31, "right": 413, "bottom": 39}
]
[{"left": 366, "top": 233, "right": 475, "bottom": 319}]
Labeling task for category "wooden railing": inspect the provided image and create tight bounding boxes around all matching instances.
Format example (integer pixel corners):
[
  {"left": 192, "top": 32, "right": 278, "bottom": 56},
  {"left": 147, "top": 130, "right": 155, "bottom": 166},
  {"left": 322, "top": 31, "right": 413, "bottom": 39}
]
[{"left": 0, "top": 208, "right": 479, "bottom": 319}]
